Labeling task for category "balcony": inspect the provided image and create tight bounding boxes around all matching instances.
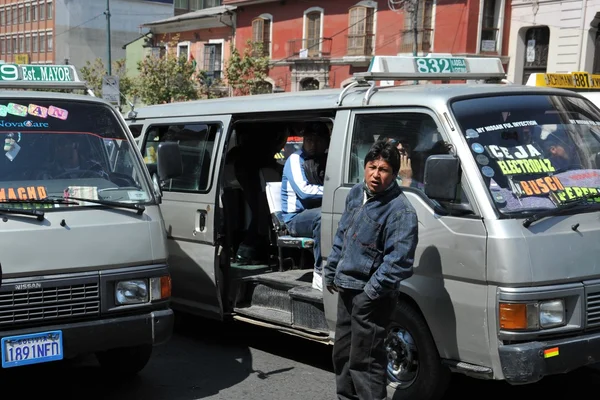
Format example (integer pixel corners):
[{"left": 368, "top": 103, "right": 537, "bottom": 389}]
[
  {"left": 480, "top": 27, "right": 499, "bottom": 53},
  {"left": 346, "top": 34, "right": 374, "bottom": 56},
  {"left": 398, "top": 29, "right": 433, "bottom": 54},
  {"left": 287, "top": 38, "right": 332, "bottom": 59}
]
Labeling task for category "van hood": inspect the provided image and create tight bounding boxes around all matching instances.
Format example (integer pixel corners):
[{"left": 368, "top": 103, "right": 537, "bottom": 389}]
[
  {"left": 523, "top": 211, "right": 600, "bottom": 283},
  {"left": 487, "top": 211, "right": 600, "bottom": 286},
  {"left": 0, "top": 206, "right": 167, "bottom": 278}
]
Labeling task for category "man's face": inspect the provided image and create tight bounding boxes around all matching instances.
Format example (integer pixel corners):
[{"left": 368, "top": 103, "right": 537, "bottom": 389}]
[
  {"left": 303, "top": 134, "right": 327, "bottom": 157},
  {"left": 55, "top": 139, "right": 78, "bottom": 167},
  {"left": 364, "top": 157, "right": 396, "bottom": 193},
  {"left": 549, "top": 144, "right": 569, "bottom": 160}
]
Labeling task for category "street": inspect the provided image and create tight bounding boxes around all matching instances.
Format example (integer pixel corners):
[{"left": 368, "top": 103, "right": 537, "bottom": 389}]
[{"left": 1, "top": 312, "right": 597, "bottom": 399}]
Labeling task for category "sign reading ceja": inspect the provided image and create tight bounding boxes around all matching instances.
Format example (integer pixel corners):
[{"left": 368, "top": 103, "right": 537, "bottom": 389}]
[
  {"left": 0, "top": 64, "right": 77, "bottom": 82},
  {"left": 486, "top": 144, "right": 556, "bottom": 175}
]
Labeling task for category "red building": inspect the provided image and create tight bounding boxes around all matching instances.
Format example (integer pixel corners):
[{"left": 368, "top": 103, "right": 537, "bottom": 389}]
[{"left": 224, "top": 0, "right": 512, "bottom": 92}]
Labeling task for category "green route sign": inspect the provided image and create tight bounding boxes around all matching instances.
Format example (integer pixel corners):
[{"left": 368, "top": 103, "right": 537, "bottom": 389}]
[{"left": 0, "top": 64, "right": 78, "bottom": 82}]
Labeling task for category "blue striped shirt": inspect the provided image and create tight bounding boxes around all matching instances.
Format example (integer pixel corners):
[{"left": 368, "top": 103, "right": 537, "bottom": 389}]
[{"left": 281, "top": 149, "right": 324, "bottom": 223}]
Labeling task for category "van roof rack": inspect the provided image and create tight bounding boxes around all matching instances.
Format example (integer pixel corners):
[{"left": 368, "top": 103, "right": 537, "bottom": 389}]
[
  {"left": 0, "top": 63, "right": 93, "bottom": 94},
  {"left": 337, "top": 54, "right": 506, "bottom": 106}
]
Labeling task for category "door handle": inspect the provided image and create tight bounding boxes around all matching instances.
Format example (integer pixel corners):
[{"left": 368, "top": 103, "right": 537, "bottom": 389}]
[{"left": 193, "top": 210, "right": 207, "bottom": 236}]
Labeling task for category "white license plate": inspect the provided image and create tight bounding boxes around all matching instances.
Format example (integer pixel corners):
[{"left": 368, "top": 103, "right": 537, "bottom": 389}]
[{"left": 1, "top": 330, "right": 63, "bottom": 368}]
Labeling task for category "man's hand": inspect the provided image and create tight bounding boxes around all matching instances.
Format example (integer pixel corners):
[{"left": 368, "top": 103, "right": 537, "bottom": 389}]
[{"left": 326, "top": 284, "right": 338, "bottom": 294}]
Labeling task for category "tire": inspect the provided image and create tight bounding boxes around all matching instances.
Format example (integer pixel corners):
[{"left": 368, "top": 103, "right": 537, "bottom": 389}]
[
  {"left": 386, "top": 300, "right": 451, "bottom": 400},
  {"left": 96, "top": 344, "right": 153, "bottom": 377}
]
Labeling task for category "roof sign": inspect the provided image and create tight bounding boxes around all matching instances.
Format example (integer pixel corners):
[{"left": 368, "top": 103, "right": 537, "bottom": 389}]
[
  {"left": 0, "top": 63, "right": 88, "bottom": 92},
  {"left": 357, "top": 54, "right": 506, "bottom": 82},
  {"left": 525, "top": 71, "right": 600, "bottom": 90}
]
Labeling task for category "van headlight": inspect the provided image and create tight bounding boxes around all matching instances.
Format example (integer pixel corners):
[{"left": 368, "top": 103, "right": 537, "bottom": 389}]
[
  {"left": 499, "top": 299, "right": 565, "bottom": 330},
  {"left": 115, "top": 280, "right": 149, "bottom": 305}
]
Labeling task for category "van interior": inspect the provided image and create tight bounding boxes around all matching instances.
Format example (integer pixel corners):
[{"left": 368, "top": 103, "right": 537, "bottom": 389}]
[{"left": 220, "top": 114, "right": 335, "bottom": 341}]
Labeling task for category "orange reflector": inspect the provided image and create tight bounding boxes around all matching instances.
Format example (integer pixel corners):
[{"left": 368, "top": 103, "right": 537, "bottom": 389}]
[
  {"left": 161, "top": 275, "right": 172, "bottom": 299},
  {"left": 544, "top": 347, "right": 559, "bottom": 358},
  {"left": 499, "top": 303, "right": 528, "bottom": 330}
]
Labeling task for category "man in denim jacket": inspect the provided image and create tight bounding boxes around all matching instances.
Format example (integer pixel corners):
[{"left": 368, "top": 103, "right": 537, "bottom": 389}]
[{"left": 324, "top": 139, "right": 418, "bottom": 400}]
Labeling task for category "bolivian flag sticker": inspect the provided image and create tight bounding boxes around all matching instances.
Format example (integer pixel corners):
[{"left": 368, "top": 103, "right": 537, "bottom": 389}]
[{"left": 544, "top": 347, "right": 559, "bottom": 358}]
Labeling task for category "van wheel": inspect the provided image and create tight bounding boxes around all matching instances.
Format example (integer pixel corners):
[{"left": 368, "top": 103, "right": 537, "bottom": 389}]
[
  {"left": 386, "top": 300, "right": 451, "bottom": 400},
  {"left": 96, "top": 344, "right": 153, "bottom": 377}
]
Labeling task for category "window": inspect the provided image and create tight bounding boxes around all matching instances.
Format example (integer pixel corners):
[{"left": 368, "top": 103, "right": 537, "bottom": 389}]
[
  {"left": 47, "top": 33, "right": 52, "bottom": 52},
  {"left": 401, "top": 0, "right": 433, "bottom": 53},
  {"left": 6, "top": 37, "right": 10, "bottom": 54},
  {"left": 348, "top": 112, "right": 448, "bottom": 190},
  {"left": 142, "top": 123, "right": 219, "bottom": 192},
  {"left": 32, "top": 3, "right": 37, "bottom": 21},
  {"left": 18, "top": 35, "right": 24, "bottom": 53},
  {"left": 25, "top": 35, "right": 30, "bottom": 52},
  {"left": 11, "top": 37, "right": 17, "bottom": 54},
  {"left": 0, "top": 9, "right": 5, "bottom": 26},
  {"left": 479, "top": 0, "right": 500, "bottom": 53},
  {"left": 0, "top": 38, "right": 4, "bottom": 55},
  {"left": 32, "top": 33, "right": 38, "bottom": 52},
  {"left": 174, "top": 0, "right": 189, "bottom": 9},
  {"left": 347, "top": 6, "right": 374, "bottom": 56},
  {"left": 300, "top": 77, "right": 319, "bottom": 91},
  {"left": 522, "top": 26, "right": 549, "bottom": 84},
  {"left": 252, "top": 16, "right": 272, "bottom": 57},
  {"left": 39, "top": 2, "right": 45, "bottom": 20},
  {"left": 205, "top": 0, "right": 220, "bottom": 7},
  {"left": 203, "top": 43, "right": 222, "bottom": 79},
  {"left": 190, "top": 0, "right": 202, "bottom": 10},
  {"left": 46, "top": 1, "right": 52, "bottom": 19},
  {"left": 177, "top": 42, "right": 189, "bottom": 60},
  {"left": 304, "top": 10, "right": 322, "bottom": 56},
  {"left": 39, "top": 32, "right": 45, "bottom": 52},
  {"left": 18, "top": 6, "right": 23, "bottom": 24},
  {"left": 25, "top": 4, "right": 30, "bottom": 22}
]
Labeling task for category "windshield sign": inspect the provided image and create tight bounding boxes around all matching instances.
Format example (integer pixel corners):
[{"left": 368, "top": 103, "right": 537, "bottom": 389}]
[
  {"left": 452, "top": 94, "right": 600, "bottom": 214},
  {"left": 0, "top": 99, "right": 152, "bottom": 210}
]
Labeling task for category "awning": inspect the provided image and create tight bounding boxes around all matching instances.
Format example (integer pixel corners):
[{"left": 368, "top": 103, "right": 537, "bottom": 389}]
[{"left": 142, "top": 5, "right": 236, "bottom": 33}]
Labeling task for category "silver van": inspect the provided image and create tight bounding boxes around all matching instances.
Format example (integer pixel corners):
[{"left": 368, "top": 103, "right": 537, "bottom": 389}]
[
  {"left": 127, "top": 55, "right": 600, "bottom": 398},
  {"left": 0, "top": 64, "right": 173, "bottom": 375}
]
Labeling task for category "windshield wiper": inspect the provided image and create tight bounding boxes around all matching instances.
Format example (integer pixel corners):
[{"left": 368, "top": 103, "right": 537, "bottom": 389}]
[
  {"left": 50, "top": 196, "right": 145, "bottom": 215},
  {"left": 0, "top": 198, "right": 79, "bottom": 205},
  {"left": 522, "top": 193, "right": 600, "bottom": 228},
  {"left": 0, "top": 206, "right": 44, "bottom": 221}
]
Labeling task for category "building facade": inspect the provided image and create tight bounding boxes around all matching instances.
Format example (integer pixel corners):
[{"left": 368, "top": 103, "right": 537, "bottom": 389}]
[
  {"left": 0, "top": 0, "right": 173, "bottom": 69},
  {"left": 507, "top": 0, "right": 600, "bottom": 84},
  {"left": 223, "top": 0, "right": 512, "bottom": 92}
]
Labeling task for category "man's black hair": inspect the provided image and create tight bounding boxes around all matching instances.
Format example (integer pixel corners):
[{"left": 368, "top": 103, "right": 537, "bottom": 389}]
[{"left": 364, "top": 139, "right": 400, "bottom": 175}]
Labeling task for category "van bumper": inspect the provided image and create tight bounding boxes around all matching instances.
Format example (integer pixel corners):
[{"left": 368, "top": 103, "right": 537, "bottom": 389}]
[
  {"left": 0, "top": 309, "right": 174, "bottom": 359},
  {"left": 499, "top": 330, "right": 600, "bottom": 384}
]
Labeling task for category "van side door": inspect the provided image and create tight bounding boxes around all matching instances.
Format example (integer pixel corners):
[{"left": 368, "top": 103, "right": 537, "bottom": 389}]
[{"left": 140, "top": 116, "right": 231, "bottom": 319}]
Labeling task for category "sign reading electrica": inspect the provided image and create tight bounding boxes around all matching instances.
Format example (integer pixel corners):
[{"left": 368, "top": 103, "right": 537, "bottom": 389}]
[{"left": 0, "top": 64, "right": 77, "bottom": 82}]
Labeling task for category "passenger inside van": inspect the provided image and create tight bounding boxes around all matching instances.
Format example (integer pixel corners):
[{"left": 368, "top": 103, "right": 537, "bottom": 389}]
[{"left": 281, "top": 122, "right": 330, "bottom": 290}]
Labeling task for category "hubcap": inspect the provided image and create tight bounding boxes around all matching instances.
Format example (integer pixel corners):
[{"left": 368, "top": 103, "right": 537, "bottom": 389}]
[{"left": 385, "top": 326, "right": 419, "bottom": 388}]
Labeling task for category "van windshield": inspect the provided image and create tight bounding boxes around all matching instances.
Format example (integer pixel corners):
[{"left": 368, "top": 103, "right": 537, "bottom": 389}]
[
  {"left": 451, "top": 94, "right": 600, "bottom": 215},
  {"left": 0, "top": 99, "right": 152, "bottom": 209}
]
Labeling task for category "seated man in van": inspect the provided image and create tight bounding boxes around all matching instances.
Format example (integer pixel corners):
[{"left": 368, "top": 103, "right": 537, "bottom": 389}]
[
  {"left": 39, "top": 135, "right": 109, "bottom": 180},
  {"left": 281, "top": 122, "right": 330, "bottom": 290},
  {"left": 380, "top": 136, "right": 423, "bottom": 189}
]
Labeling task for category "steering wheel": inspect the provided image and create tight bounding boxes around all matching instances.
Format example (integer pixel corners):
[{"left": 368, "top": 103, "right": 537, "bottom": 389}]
[{"left": 53, "top": 169, "right": 106, "bottom": 179}]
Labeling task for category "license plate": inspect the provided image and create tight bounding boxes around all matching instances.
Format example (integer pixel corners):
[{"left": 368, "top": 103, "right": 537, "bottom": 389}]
[{"left": 1, "top": 330, "right": 63, "bottom": 368}]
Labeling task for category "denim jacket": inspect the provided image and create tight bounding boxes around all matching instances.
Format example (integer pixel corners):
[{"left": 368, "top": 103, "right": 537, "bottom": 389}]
[{"left": 323, "top": 181, "right": 418, "bottom": 300}]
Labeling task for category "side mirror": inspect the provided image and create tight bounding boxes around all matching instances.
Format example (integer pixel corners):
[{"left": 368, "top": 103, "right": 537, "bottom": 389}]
[
  {"left": 157, "top": 142, "right": 183, "bottom": 182},
  {"left": 423, "top": 155, "right": 460, "bottom": 201}
]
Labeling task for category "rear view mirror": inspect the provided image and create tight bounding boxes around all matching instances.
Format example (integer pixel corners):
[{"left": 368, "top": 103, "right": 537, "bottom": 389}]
[
  {"left": 157, "top": 142, "right": 183, "bottom": 181},
  {"left": 424, "top": 155, "right": 460, "bottom": 201}
]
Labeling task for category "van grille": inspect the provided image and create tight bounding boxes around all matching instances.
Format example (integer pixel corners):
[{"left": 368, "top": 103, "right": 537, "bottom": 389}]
[
  {"left": 0, "top": 282, "right": 100, "bottom": 326},
  {"left": 586, "top": 289, "right": 600, "bottom": 328}
]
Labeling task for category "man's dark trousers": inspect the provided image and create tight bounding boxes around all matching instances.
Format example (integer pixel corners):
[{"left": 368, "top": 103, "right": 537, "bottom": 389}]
[{"left": 333, "top": 288, "right": 395, "bottom": 400}]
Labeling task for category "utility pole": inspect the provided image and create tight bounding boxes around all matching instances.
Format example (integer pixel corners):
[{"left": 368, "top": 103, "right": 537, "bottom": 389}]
[
  {"left": 411, "top": 0, "right": 419, "bottom": 57},
  {"left": 105, "top": 0, "right": 112, "bottom": 75}
]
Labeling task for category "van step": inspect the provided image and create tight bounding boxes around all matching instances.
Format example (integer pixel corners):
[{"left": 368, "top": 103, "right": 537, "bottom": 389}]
[
  {"left": 230, "top": 262, "right": 273, "bottom": 279},
  {"left": 241, "top": 269, "right": 313, "bottom": 288},
  {"left": 233, "top": 305, "right": 292, "bottom": 326},
  {"left": 289, "top": 285, "right": 322, "bottom": 303}
]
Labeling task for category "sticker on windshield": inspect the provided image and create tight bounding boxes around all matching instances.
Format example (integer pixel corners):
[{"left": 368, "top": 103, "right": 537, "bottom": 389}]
[
  {"left": 465, "top": 129, "right": 479, "bottom": 139},
  {"left": 481, "top": 166, "right": 494, "bottom": 178},
  {"left": 474, "top": 120, "right": 538, "bottom": 134},
  {"left": 0, "top": 186, "right": 47, "bottom": 202},
  {"left": 28, "top": 104, "right": 48, "bottom": 118},
  {"left": 476, "top": 155, "right": 489, "bottom": 165},
  {"left": 471, "top": 143, "right": 484, "bottom": 153},
  {"left": 493, "top": 192, "right": 505, "bottom": 203},
  {"left": 7, "top": 103, "right": 28, "bottom": 117},
  {"left": 486, "top": 144, "right": 542, "bottom": 160},
  {"left": 497, "top": 158, "right": 555, "bottom": 176},
  {"left": 568, "top": 119, "right": 600, "bottom": 126},
  {"left": 550, "top": 186, "right": 600, "bottom": 205},
  {"left": 518, "top": 176, "right": 565, "bottom": 196},
  {"left": 127, "top": 191, "right": 149, "bottom": 201},
  {"left": 48, "top": 106, "right": 68, "bottom": 120}
]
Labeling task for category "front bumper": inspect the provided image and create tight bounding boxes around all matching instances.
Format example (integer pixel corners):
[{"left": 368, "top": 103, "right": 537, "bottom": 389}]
[
  {"left": 0, "top": 309, "right": 174, "bottom": 359},
  {"left": 499, "top": 330, "right": 600, "bottom": 384}
]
